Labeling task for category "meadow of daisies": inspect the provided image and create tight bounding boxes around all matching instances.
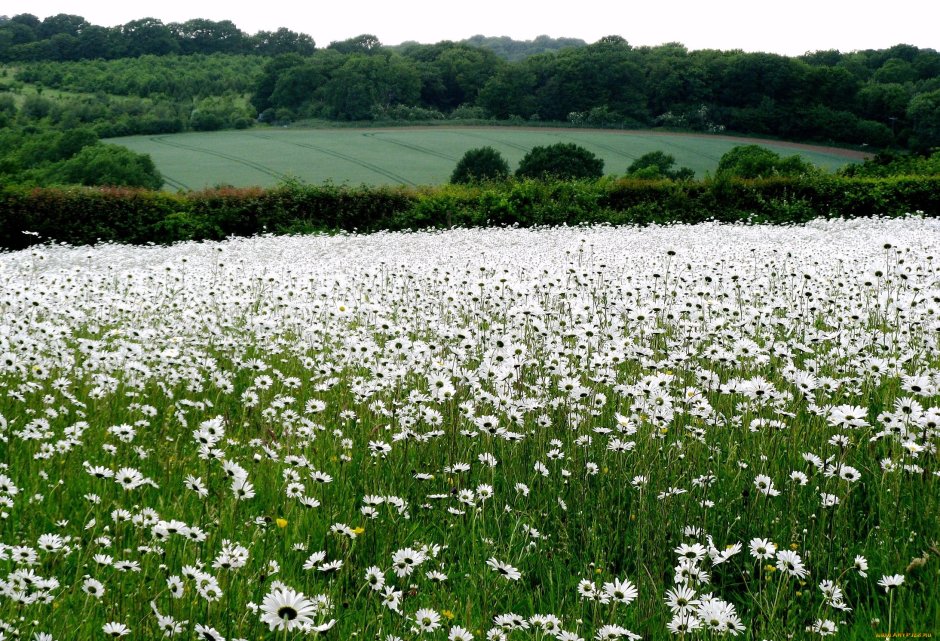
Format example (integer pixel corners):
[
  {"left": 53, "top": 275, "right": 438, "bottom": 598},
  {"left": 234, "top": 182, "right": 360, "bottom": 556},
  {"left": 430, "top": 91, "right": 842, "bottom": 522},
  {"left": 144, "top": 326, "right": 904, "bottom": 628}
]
[{"left": 0, "top": 217, "right": 938, "bottom": 641}]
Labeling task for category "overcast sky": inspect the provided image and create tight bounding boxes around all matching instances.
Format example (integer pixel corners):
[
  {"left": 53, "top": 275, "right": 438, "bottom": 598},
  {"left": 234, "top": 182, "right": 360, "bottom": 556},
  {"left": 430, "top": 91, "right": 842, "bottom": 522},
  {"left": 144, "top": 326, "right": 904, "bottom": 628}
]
[{"left": 4, "top": 0, "right": 937, "bottom": 56}]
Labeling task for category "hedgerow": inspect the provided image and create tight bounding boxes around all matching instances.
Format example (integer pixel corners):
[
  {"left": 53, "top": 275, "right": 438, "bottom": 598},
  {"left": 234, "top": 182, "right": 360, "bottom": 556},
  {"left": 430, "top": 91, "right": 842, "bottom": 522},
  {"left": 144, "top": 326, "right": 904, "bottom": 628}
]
[{"left": 1, "top": 176, "right": 938, "bottom": 250}]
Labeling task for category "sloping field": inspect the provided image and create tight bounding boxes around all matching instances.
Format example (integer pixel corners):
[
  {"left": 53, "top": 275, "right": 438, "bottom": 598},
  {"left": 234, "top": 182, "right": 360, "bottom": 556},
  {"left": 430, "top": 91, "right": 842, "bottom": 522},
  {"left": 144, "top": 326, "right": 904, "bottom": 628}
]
[{"left": 109, "top": 127, "right": 867, "bottom": 190}]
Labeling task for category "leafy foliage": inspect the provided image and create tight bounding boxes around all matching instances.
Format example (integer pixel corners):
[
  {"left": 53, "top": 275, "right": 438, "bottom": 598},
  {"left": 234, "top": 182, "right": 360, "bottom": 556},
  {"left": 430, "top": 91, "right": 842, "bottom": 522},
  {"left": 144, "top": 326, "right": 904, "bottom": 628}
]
[
  {"left": 839, "top": 150, "right": 940, "bottom": 177},
  {"left": 516, "top": 143, "right": 605, "bottom": 180},
  {"left": 716, "top": 145, "right": 818, "bottom": 178},
  {"left": 2, "top": 13, "right": 940, "bottom": 154},
  {"left": 43, "top": 143, "right": 163, "bottom": 189},
  {"left": 907, "top": 89, "right": 940, "bottom": 152},
  {"left": 450, "top": 146, "right": 510, "bottom": 184},
  {"left": 457, "top": 34, "right": 587, "bottom": 61},
  {"left": 0, "top": 14, "right": 313, "bottom": 60},
  {"left": 3, "top": 174, "right": 938, "bottom": 249},
  {"left": 626, "top": 151, "right": 695, "bottom": 180}
]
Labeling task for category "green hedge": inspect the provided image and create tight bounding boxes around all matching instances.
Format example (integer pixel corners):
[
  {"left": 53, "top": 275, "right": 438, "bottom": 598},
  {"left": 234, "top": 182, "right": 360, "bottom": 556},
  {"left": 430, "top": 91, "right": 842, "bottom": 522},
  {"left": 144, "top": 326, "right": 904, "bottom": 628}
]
[{"left": 1, "top": 176, "right": 938, "bottom": 250}]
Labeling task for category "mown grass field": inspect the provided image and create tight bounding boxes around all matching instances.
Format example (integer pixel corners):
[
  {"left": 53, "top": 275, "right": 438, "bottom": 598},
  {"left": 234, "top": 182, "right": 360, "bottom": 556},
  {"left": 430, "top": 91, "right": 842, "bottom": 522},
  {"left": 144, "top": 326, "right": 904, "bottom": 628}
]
[{"left": 108, "top": 127, "right": 867, "bottom": 190}]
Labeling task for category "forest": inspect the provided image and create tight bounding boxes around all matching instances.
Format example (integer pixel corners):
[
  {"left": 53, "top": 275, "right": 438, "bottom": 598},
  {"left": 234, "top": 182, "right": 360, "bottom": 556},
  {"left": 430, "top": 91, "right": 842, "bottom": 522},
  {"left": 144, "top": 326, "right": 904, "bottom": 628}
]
[{"left": 1, "top": 13, "right": 939, "bottom": 189}]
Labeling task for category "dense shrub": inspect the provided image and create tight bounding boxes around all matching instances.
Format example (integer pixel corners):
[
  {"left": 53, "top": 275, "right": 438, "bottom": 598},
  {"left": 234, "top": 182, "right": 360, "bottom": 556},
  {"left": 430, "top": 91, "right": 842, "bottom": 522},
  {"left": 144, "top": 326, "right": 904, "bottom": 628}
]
[
  {"left": 1, "top": 176, "right": 938, "bottom": 250},
  {"left": 840, "top": 150, "right": 940, "bottom": 177},
  {"left": 515, "top": 143, "right": 604, "bottom": 181},
  {"left": 450, "top": 147, "right": 510, "bottom": 184},
  {"left": 44, "top": 144, "right": 164, "bottom": 189},
  {"left": 626, "top": 151, "right": 695, "bottom": 180},
  {"left": 716, "top": 145, "right": 818, "bottom": 179}
]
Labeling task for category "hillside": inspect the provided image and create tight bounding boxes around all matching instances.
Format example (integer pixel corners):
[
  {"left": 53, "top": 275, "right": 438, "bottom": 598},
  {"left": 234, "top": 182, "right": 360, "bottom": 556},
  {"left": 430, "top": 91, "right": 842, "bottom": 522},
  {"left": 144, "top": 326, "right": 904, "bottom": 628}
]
[{"left": 1, "top": 13, "right": 939, "bottom": 189}]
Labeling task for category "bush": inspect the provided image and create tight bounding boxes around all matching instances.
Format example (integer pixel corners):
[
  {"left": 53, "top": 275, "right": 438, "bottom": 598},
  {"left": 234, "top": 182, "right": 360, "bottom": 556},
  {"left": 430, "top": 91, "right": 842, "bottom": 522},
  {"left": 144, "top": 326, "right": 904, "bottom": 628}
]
[
  {"left": 2, "top": 175, "right": 938, "bottom": 250},
  {"left": 449, "top": 104, "right": 486, "bottom": 120},
  {"left": 716, "top": 145, "right": 817, "bottom": 179},
  {"left": 627, "top": 151, "right": 695, "bottom": 180},
  {"left": 450, "top": 147, "right": 510, "bottom": 184},
  {"left": 515, "top": 143, "right": 604, "bottom": 181},
  {"left": 840, "top": 150, "right": 940, "bottom": 177},
  {"left": 45, "top": 144, "right": 164, "bottom": 190},
  {"left": 189, "top": 110, "right": 225, "bottom": 131}
]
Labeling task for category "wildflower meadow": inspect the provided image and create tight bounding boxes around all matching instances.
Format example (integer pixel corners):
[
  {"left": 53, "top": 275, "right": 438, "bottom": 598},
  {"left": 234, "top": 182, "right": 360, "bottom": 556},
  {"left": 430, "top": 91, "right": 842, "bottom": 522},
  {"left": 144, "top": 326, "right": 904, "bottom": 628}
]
[{"left": 0, "top": 218, "right": 937, "bottom": 640}]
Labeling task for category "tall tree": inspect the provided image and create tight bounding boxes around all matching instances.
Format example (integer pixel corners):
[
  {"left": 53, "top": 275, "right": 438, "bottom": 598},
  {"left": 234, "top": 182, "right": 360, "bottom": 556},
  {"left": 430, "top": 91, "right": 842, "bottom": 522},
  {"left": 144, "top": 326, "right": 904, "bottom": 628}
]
[
  {"left": 121, "top": 18, "right": 179, "bottom": 57},
  {"left": 323, "top": 53, "right": 420, "bottom": 120},
  {"left": 250, "top": 28, "right": 315, "bottom": 56},
  {"left": 907, "top": 89, "right": 940, "bottom": 151},
  {"left": 327, "top": 34, "right": 381, "bottom": 55},
  {"left": 171, "top": 19, "right": 245, "bottom": 54}
]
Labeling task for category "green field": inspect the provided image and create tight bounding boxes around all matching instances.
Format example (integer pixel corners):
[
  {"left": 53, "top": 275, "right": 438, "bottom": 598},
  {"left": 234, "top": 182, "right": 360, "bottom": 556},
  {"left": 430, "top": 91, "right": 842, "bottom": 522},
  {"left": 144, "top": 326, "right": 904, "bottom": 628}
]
[{"left": 109, "top": 127, "right": 867, "bottom": 191}]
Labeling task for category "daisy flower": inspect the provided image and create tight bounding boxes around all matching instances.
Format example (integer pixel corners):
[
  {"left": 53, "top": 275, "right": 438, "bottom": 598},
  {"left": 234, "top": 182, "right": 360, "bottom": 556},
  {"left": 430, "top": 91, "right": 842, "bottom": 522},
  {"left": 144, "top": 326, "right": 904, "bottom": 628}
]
[
  {"left": 486, "top": 557, "right": 522, "bottom": 581},
  {"left": 260, "top": 587, "right": 318, "bottom": 632},
  {"left": 415, "top": 608, "right": 442, "bottom": 633},
  {"left": 602, "top": 577, "right": 638, "bottom": 605},
  {"left": 878, "top": 574, "right": 904, "bottom": 592},
  {"left": 102, "top": 622, "right": 130, "bottom": 637},
  {"left": 776, "top": 549, "right": 809, "bottom": 579}
]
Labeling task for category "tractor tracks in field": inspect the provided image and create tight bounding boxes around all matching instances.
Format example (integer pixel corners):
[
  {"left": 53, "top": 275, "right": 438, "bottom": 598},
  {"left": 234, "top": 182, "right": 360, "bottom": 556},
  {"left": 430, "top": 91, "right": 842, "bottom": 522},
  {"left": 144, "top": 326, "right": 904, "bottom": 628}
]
[
  {"left": 148, "top": 135, "right": 288, "bottom": 182},
  {"left": 360, "top": 132, "right": 458, "bottom": 162},
  {"left": 249, "top": 133, "right": 416, "bottom": 186},
  {"left": 455, "top": 131, "right": 531, "bottom": 153},
  {"left": 160, "top": 175, "right": 192, "bottom": 191},
  {"left": 553, "top": 133, "right": 640, "bottom": 162},
  {"left": 641, "top": 135, "right": 723, "bottom": 162}
]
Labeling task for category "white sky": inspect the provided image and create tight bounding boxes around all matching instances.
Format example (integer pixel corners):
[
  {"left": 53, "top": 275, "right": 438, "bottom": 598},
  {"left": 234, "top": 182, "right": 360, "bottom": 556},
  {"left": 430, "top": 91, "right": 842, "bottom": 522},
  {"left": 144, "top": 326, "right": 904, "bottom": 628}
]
[{"left": 3, "top": 0, "right": 938, "bottom": 56}]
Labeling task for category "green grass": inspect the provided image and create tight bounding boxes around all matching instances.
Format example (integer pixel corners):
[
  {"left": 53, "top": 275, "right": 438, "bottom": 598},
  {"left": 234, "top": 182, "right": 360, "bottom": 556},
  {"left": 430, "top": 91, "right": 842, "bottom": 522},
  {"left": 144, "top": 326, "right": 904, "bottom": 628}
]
[{"left": 107, "top": 127, "right": 867, "bottom": 191}]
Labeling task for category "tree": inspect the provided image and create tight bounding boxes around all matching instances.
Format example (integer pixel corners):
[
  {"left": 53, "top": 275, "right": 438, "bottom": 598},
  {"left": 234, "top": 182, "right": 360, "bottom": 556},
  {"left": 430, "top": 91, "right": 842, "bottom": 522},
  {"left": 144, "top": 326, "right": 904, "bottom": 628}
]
[
  {"left": 717, "top": 52, "right": 806, "bottom": 108},
  {"left": 48, "top": 144, "right": 163, "bottom": 189},
  {"left": 533, "top": 41, "right": 648, "bottom": 122},
  {"left": 450, "top": 146, "right": 510, "bottom": 183},
  {"left": 642, "top": 43, "right": 708, "bottom": 116},
  {"left": 75, "top": 25, "right": 122, "bottom": 59},
  {"left": 716, "top": 145, "right": 816, "bottom": 178},
  {"left": 478, "top": 65, "right": 537, "bottom": 119},
  {"left": 323, "top": 54, "right": 420, "bottom": 120},
  {"left": 626, "top": 151, "right": 694, "bottom": 180},
  {"left": 516, "top": 143, "right": 604, "bottom": 180},
  {"left": 249, "top": 28, "right": 315, "bottom": 56},
  {"left": 37, "top": 14, "right": 89, "bottom": 39},
  {"left": 856, "top": 83, "right": 910, "bottom": 123},
  {"left": 402, "top": 42, "right": 504, "bottom": 112},
  {"left": 20, "top": 94, "right": 53, "bottom": 120},
  {"left": 121, "top": 18, "right": 179, "bottom": 57},
  {"left": 907, "top": 89, "right": 940, "bottom": 152},
  {"left": 0, "top": 94, "right": 15, "bottom": 127},
  {"left": 328, "top": 34, "right": 381, "bottom": 55},
  {"left": 251, "top": 53, "right": 308, "bottom": 113},
  {"left": 171, "top": 19, "right": 245, "bottom": 55},
  {"left": 269, "top": 62, "right": 332, "bottom": 111}
]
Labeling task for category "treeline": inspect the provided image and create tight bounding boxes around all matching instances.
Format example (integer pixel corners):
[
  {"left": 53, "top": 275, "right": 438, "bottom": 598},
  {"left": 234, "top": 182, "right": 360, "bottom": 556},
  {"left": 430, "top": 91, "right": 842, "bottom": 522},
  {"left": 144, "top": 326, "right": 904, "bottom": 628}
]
[
  {"left": 2, "top": 174, "right": 937, "bottom": 250},
  {"left": 0, "top": 14, "right": 589, "bottom": 64},
  {"left": 250, "top": 38, "right": 940, "bottom": 151},
  {"left": 14, "top": 54, "right": 264, "bottom": 98},
  {"left": 17, "top": 32, "right": 936, "bottom": 151},
  {"left": 0, "top": 15, "right": 315, "bottom": 60},
  {"left": 15, "top": 37, "right": 938, "bottom": 151},
  {"left": 3, "top": 15, "right": 940, "bottom": 160}
]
